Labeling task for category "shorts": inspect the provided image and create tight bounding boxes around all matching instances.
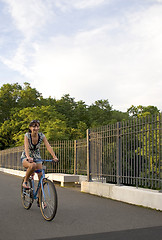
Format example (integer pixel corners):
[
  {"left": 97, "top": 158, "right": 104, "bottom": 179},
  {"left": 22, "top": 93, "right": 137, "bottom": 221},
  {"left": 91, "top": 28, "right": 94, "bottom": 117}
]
[{"left": 21, "top": 157, "right": 42, "bottom": 164}]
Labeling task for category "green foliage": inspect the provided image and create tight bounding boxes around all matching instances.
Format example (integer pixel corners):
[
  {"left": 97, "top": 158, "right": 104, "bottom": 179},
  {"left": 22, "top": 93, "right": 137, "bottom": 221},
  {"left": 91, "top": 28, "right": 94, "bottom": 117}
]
[
  {"left": 88, "top": 99, "right": 112, "bottom": 127},
  {"left": 0, "top": 82, "right": 160, "bottom": 150},
  {"left": 127, "top": 105, "right": 160, "bottom": 117},
  {"left": 0, "top": 83, "right": 21, "bottom": 123}
]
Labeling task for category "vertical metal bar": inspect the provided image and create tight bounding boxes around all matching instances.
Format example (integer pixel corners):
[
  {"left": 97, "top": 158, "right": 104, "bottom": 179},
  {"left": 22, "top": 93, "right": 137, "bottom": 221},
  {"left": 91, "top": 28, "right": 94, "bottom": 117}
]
[
  {"left": 155, "top": 115, "right": 158, "bottom": 189},
  {"left": 151, "top": 115, "right": 154, "bottom": 188},
  {"left": 135, "top": 118, "right": 137, "bottom": 186},
  {"left": 120, "top": 122, "right": 122, "bottom": 184},
  {"left": 100, "top": 128, "right": 102, "bottom": 181},
  {"left": 87, "top": 129, "right": 91, "bottom": 182},
  {"left": 125, "top": 120, "right": 128, "bottom": 185},
  {"left": 148, "top": 115, "right": 151, "bottom": 188},
  {"left": 142, "top": 117, "right": 144, "bottom": 187},
  {"left": 67, "top": 140, "right": 69, "bottom": 174},
  {"left": 122, "top": 121, "right": 125, "bottom": 184},
  {"left": 130, "top": 119, "right": 133, "bottom": 185},
  {"left": 128, "top": 119, "right": 130, "bottom": 185},
  {"left": 109, "top": 124, "right": 111, "bottom": 182},
  {"left": 116, "top": 122, "right": 121, "bottom": 185},
  {"left": 74, "top": 140, "right": 77, "bottom": 174},
  {"left": 113, "top": 123, "right": 116, "bottom": 182},
  {"left": 160, "top": 112, "right": 162, "bottom": 190},
  {"left": 145, "top": 116, "right": 147, "bottom": 187},
  {"left": 59, "top": 141, "right": 61, "bottom": 173},
  {"left": 133, "top": 118, "right": 136, "bottom": 185},
  {"left": 62, "top": 140, "right": 65, "bottom": 173}
]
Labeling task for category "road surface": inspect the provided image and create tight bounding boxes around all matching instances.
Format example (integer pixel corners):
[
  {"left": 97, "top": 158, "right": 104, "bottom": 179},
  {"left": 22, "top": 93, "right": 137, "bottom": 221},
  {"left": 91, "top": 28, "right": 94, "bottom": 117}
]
[{"left": 0, "top": 172, "right": 162, "bottom": 240}]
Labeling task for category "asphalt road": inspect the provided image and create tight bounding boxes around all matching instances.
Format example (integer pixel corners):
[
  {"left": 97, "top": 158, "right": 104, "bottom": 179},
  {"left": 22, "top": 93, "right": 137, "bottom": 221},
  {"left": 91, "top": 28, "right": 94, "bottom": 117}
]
[{"left": 0, "top": 172, "right": 162, "bottom": 240}]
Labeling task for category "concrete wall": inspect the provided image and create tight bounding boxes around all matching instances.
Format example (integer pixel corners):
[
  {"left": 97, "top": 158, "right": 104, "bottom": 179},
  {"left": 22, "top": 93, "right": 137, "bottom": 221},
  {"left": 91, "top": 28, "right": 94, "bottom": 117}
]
[
  {"left": 0, "top": 167, "right": 86, "bottom": 184},
  {"left": 1, "top": 167, "right": 162, "bottom": 211},
  {"left": 81, "top": 181, "right": 162, "bottom": 211}
]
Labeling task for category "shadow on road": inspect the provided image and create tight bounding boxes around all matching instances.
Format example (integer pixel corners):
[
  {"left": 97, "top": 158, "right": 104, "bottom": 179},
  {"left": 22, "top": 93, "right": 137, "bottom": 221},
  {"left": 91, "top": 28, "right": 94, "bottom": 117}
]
[{"left": 37, "top": 226, "right": 162, "bottom": 240}]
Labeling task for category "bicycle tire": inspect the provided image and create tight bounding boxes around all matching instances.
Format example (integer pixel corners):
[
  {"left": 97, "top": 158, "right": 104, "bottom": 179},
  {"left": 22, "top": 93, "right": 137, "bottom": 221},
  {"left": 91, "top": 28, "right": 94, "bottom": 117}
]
[
  {"left": 39, "top": 179, "right": 58, "bottom": 221},
  {"left": 21, "top": 177, "right": 33, "bottom": 210}
]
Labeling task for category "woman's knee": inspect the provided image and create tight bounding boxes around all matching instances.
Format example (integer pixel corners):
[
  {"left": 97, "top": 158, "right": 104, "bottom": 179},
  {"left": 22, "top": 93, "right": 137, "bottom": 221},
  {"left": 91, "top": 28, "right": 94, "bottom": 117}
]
[{"left": 29, "top": 162, "right": 36, "bottom": 170}]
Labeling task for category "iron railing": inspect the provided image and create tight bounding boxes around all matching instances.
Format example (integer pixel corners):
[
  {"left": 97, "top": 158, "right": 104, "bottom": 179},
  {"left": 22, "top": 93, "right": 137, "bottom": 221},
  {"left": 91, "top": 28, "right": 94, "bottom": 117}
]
[
  {"left": 0, "top": 140, "right": 85, "bottom": 174},
  {"left": 88, "top": 113, "right": 162, "bottom": 189},
  {"left": 74, "top": 138, "right": 87, "bottom": 175},
  {"left": 0, "top": 113, "right": 161, "bottom": 190}
]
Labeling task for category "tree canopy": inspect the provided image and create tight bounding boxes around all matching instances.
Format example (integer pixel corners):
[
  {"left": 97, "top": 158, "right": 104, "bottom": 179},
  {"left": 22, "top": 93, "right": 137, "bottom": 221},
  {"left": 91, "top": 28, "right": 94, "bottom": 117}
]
[{"left": 0, "top": 82, "right": 160, "bottom": 150}]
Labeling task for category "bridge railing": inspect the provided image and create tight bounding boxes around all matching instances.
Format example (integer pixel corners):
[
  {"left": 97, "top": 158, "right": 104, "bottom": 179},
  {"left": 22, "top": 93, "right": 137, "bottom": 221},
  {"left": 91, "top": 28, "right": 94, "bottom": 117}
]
[
  {"left": 0, "top": 113, "right": 161, "bottom": 190},
  {"left": 88, "top": 113, "right": 162, "bottom": 190},
  {"left": 0, "top": 139, "right": 86, "bottom": 175}
]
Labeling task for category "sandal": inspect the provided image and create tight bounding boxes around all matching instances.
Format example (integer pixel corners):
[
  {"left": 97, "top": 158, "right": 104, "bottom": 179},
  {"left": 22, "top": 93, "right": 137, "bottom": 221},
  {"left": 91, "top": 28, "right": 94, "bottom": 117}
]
[
  {"left": 42, "top": 202, "right": 47, "bottom": 209},
  {"left": 37, "top": 199, "right": 47, "bottom": 209},
  {"left": 23, "top": 181, "right": 30, "bottom": 190}
]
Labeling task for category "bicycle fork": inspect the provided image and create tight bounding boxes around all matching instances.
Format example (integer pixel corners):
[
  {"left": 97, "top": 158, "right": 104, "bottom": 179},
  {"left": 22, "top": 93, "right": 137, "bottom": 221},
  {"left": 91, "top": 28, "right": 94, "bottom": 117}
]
[{"left": 41, "top": 179, "right": 51, "bottom": 202}]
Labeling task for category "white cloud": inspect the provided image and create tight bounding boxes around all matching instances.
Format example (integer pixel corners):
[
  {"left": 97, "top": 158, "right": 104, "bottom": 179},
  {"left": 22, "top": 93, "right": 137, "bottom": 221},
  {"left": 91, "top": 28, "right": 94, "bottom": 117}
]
[
  {"left": 0, "top": 0, "right": 162, "bottom": 111},
  {"left": 54, "top": 0, "right": 109, "bottom": 11},
  {"left": 2, "top": 0, "right": 54, "bottom": 39},
  {"left": 72, "top": 0, "right": 108, "bottom": 9}
]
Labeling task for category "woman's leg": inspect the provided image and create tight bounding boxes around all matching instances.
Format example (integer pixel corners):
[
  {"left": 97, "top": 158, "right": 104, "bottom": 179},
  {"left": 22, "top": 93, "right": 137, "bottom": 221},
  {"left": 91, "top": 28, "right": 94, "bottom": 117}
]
[
  {"left": 23, "top": 159, "right": 37, "bottom": 184},
  {"left": 35, "top": 163, "right": 43, "bottom": 206},
  {"left": 36, "top": 163, "right": 43, "bottom": 181}
]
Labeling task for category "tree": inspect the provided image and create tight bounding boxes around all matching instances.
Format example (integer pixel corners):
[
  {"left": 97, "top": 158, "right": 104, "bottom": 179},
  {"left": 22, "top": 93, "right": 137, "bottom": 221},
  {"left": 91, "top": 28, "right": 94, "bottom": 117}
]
[
  {"left": 55, "top": 94, "right": 77, "bottom": 127},
  {"left": 88, "top": 99, "right": 112, "bottom": 127},
  {"left": 45, "top": 119, "right": 70, "bottom": 141},
  {"left": 127, "top": 105, "right": 160, "bottom": 117},
  {"left": 17, "top": 82, "right": 42, "bottom": 108},
  {"left": 0, "top": 82, "right": 43, "bottom": 125},
  {"left": 0, "top": 105, "right": 66, "bottom": 148},
  {"left": 72, "top": 101, "right": 89, "bottom": 128},
  {"left": 111, "top": 110, "right": 130, "bottom": 123},
  {"left": 0, "top": 83, "right": 21, "bottom": 123}
]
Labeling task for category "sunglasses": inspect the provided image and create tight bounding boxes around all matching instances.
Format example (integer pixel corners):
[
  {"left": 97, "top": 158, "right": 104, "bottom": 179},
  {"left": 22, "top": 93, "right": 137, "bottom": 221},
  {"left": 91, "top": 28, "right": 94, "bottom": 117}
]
[
  {"left": 29, "top": 120, "right": 40, "bottom": 127},
  {"left": 30, "top": 120, "right": 40, "bottom": 124}
]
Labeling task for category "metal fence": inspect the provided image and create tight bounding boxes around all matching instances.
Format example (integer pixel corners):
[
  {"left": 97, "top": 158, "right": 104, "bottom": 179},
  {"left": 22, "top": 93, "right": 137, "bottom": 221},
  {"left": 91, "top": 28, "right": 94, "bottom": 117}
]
[
  {"left": 0, "top": 140, "right": 86, "bottom": 174},
  {"left": 0, "top": 113, "right": 161, "bottom": 190},
  {"left": 0, "top": 146, "right": 24, "bottom": 170},
  {"left": 88, "top": 113, "right": 162, "bottom": 190},
  {"left": 74, "top": 138, "right": 87, "bottom": 175}
]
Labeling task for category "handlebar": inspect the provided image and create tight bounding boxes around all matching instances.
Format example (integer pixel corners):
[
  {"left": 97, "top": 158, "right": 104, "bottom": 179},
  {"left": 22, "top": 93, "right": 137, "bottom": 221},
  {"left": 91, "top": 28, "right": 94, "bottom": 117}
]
[
  {"left": 41, "top": 159, "right": 59, "bottom": 163},
  {"left": 42, "top": 159, "right": 53, "bottom": 162}
]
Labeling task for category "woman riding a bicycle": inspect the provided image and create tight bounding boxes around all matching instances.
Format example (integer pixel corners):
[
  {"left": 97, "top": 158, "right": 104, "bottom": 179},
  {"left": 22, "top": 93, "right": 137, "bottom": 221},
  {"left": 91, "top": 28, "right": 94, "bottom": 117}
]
[{"left": 21, "top": 120, "right": 58, "bottom": 189}]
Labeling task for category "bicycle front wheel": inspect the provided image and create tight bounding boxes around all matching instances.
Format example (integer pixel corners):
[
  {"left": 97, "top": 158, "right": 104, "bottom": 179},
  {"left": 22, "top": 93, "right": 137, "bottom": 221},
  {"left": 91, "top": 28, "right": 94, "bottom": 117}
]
[
  {"left": 39, "top": 179, "right": 58, "bottom": 221},
  {"left": 21, "top": 177, "right": 33, "bottom": 210}
]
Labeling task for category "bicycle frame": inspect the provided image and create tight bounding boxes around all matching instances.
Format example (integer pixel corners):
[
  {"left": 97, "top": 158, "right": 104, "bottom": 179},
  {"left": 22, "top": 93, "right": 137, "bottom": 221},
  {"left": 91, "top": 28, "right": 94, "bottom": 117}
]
[
  {"left": 26, "top": 160, "right": 53, "bottom": 201},
  {"left": 21, "top": 159, "right": 58, "bottom": 221}
]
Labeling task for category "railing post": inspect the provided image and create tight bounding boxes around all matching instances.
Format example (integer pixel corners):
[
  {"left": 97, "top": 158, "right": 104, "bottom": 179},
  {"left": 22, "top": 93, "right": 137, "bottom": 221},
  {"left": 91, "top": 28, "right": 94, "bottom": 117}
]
[
  {"left": 74, "top": 140, "right": 77, "bottom": 175},
  {"left": 87, "top": 129, "right": 91, "bottom": 182},
  {"left": 116, "top": 122, "right": 121, "bottom": 185},
  {"left": 160, "top": 113, "right": 162, "bottom": 190}
]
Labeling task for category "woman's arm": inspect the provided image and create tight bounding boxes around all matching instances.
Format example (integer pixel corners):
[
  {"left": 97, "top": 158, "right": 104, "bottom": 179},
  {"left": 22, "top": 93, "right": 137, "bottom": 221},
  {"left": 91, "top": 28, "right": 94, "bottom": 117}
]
[
  {"left": 43, "top": 136, "right": 58, "bottom": 162},
  {"left": 24, "top": 135, "right": 33, "bottom": 162}
]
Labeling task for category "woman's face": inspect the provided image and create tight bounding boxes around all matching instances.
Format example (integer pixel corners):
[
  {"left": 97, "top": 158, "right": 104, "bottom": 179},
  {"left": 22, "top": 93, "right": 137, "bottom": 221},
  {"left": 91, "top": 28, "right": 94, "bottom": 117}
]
[{"left": 30, "top": 123, "right": 40, "bottom": 134}]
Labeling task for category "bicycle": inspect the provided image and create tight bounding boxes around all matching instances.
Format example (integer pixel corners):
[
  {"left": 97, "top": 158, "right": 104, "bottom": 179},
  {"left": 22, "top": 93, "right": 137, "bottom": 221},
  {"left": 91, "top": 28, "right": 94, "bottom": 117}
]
[{"left": 21, "top": 159, "right": 58, "bottom": 221}]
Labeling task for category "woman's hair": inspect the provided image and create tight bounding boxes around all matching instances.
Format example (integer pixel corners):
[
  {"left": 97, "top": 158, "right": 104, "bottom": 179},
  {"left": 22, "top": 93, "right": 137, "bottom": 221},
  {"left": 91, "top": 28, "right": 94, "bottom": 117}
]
[{"left": 28, "top": 120, "right": 40, "bottom": 132}]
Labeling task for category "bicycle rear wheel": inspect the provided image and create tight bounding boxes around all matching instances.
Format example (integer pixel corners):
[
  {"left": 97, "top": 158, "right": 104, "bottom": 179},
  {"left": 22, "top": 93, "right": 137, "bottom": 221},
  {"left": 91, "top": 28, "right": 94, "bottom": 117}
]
[
  {"left": 21, "top": 177, "right": 33, "bottom": 210},
  {"left": 39, "top": 179, "right": 58, "bottom": 221}
]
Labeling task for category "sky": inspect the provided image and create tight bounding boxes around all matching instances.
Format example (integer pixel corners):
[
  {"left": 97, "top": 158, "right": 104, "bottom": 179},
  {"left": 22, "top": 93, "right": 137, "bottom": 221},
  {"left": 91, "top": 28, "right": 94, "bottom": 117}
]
[{"left": 0, "top": 0, "right": 162, "bottom": 112}]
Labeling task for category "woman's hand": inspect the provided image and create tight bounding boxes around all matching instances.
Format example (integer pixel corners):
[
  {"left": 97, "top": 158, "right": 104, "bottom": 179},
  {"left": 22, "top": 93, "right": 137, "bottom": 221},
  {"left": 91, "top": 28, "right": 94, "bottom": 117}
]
[
  {"left": 28, "top": 157, "right": 34, "bottom": 163},
  {"left": 53, "top": 156, "right": 59, "bottom": 162}
]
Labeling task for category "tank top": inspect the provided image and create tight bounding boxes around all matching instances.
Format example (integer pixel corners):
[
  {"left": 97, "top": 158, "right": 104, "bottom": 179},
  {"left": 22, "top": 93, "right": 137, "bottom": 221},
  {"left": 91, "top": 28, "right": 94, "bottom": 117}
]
[{"left": 21, "top": 132, "right": 45, "bottom": 160}]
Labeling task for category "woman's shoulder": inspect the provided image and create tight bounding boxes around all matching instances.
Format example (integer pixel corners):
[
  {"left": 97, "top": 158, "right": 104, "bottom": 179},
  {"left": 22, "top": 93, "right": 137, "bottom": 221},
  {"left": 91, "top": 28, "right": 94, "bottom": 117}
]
[
  {"left": 25, "top": 132, "right": 30, "bottom": 138},
  {"left": 39, "top": 132, "right": 45, "bottom": 139}
]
